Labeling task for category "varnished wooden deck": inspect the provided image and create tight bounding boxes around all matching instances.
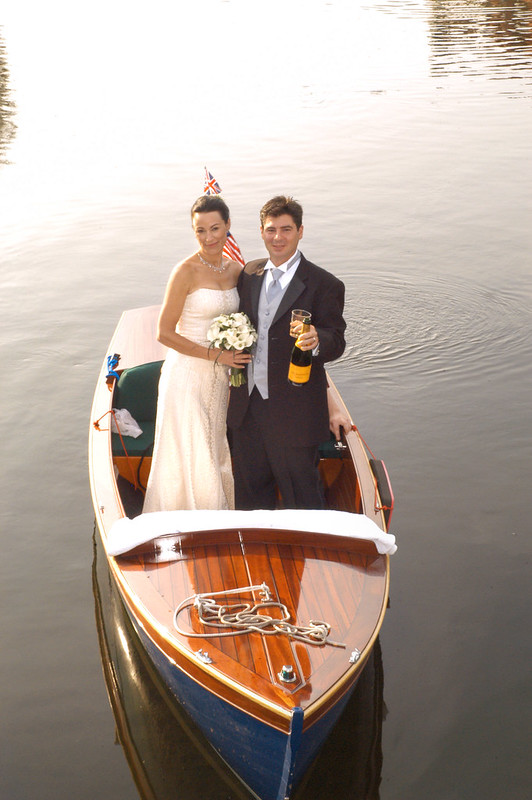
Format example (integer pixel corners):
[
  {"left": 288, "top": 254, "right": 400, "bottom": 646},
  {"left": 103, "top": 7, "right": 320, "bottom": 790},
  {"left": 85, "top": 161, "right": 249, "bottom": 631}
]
[{"left": 115, "top": 526, "right": 388, "bottom": 729}]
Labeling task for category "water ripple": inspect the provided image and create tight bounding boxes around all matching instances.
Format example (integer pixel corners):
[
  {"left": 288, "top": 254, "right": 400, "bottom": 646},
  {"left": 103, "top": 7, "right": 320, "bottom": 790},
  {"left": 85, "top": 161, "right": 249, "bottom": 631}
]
[
  {"left": 428, "top": 0, "right": 532, "bottom": 89},
  {"left": 341, "top": 271, "right": 531, "bottom": 383}
]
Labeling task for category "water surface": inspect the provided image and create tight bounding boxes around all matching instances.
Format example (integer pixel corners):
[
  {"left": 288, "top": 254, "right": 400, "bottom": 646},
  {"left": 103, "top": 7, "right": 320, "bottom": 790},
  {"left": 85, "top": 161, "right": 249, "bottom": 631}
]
[{"left": 1, "top": 1, "right": 531, "bottom": 798}]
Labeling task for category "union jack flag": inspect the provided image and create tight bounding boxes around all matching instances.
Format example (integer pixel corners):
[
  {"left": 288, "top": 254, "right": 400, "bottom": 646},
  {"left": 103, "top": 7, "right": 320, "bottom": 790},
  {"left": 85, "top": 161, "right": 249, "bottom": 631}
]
[
  {"left": 203, "top": 167, "right": 245, "bottom": 266},
  {"left": 203, "top": 168, "right": 222, "bottom": 195}
]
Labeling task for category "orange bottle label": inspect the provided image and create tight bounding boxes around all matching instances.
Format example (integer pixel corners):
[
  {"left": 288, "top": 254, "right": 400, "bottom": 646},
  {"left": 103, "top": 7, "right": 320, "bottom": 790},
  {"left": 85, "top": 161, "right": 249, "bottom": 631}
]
[{"left": 288, "top": 363, "right": 311, "bottom": 383}]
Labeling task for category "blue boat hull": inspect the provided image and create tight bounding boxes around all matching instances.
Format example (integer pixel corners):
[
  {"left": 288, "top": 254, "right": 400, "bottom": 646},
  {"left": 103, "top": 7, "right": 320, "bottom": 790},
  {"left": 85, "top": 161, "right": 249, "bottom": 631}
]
[{"left": 127, "top": 607, "right": 359, "bottom": 800}]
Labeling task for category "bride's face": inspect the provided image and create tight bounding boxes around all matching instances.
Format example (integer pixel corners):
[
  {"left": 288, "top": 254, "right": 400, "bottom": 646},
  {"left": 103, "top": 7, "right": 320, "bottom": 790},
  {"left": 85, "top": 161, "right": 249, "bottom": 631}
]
[{"left": 193, "top": 211, "right": 230, "bottom": 257}]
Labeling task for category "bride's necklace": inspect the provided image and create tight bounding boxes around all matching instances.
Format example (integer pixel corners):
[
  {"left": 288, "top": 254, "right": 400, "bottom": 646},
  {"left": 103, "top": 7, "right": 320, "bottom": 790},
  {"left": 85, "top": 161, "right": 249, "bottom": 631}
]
[{"left": 198, "top": 252, "right": 229, "bottom": 273}]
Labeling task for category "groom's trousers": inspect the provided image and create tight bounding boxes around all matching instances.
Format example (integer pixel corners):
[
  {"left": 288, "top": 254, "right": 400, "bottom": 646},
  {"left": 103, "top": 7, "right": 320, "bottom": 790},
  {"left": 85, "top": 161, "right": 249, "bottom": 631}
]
[{"left": 230, "top": 388, "right": 326, "bottom": 511}]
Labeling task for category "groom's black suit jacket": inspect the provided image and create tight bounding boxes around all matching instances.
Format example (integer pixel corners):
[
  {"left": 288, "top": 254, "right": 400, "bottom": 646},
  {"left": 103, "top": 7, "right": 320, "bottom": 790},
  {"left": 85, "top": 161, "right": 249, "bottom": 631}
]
[{"left": 227, "top": 253, "right": 346, "bottom": 447}]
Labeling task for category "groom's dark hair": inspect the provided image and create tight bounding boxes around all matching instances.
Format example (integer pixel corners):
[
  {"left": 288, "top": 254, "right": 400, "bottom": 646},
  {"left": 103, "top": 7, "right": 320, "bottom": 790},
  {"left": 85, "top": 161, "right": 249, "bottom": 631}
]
[
  {"left": 260, "top": 196, "right": 303, "bottom": 229},
  {"left": 191, "top": 194, "right": 230, "bottom": 223}
]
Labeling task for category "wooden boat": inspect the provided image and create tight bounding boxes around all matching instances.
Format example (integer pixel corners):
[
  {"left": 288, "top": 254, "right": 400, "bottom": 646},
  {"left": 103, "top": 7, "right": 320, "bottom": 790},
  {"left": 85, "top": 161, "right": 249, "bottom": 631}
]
[
  {"left": 92, "top": 528, "right": 385, "bottom": 799},
  {"left": 88, "top": 305, "right": 395, "bottom": 800}
]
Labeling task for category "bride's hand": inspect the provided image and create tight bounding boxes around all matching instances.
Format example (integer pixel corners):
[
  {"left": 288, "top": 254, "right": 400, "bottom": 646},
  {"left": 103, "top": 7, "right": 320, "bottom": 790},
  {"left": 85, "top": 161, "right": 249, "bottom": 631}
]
[{"left": 217, "top": 349, "right": 252, "bottom": 367}]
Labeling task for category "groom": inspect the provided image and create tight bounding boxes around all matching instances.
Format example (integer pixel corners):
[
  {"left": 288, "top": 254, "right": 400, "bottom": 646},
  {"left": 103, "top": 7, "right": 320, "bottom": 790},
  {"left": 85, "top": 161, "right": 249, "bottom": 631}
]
[{"left": 227, "top": 195, "right": 346, "bottom": 510}]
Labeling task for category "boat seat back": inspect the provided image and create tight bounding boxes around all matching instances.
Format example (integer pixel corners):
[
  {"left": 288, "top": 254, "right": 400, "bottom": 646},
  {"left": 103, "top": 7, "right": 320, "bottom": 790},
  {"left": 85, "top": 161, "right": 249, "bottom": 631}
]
[
  {"left": 109, "top": 359, "right": 342, "bottom": 460},
  {"left": 111, "top": 360, "right": 164, "bottom": 457}
]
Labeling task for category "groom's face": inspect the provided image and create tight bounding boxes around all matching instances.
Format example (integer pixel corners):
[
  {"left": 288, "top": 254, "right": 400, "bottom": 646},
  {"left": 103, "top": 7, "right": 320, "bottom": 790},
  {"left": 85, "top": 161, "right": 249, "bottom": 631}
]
[{"left": 261, "top": 214, "right": 304, "bottom": 267}]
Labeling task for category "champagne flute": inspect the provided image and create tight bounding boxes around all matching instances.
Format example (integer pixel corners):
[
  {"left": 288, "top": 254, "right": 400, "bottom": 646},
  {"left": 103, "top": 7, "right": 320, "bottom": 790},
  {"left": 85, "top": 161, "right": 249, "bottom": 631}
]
[{"left": 290, "top": 309, "right": 311, "bottom": 338}]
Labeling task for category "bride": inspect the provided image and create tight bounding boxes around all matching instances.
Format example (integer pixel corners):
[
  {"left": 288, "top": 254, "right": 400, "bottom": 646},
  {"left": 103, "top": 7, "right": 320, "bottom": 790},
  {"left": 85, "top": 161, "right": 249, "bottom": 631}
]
[{"left": 143, "top": 194, "right": 251, "bottom": 512}]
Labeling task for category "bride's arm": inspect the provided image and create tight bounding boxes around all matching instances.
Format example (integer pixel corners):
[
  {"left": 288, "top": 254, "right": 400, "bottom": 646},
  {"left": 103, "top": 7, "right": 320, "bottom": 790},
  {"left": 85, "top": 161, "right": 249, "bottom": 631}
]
[
  {"left": 157, "top": 261, "right": 250, "bottom": 368},
  {"left": 156, "top": 261, "right": 199, "bottom": 354}
]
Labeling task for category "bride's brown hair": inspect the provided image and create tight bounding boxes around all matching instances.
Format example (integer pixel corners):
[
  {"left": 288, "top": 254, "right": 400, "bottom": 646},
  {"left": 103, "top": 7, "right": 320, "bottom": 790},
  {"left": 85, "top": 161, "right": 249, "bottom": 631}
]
[{"left": 191, "top": 195, "right": 230, "bottom": 223}]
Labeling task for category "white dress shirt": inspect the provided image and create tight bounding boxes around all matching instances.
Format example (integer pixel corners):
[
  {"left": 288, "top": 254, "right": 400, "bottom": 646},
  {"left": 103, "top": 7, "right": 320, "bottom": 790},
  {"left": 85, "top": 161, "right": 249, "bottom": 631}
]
[
  {"left": 263, "top": 250, "right": 319, "bottom": 355},
  {"left": 264, "top": 251, "right": 301, "bottom": 293}
]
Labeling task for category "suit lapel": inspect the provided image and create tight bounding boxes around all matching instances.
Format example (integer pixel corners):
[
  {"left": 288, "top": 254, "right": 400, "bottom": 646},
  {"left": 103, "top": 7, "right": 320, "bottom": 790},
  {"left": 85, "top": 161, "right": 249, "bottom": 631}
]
[
  {"left": 250, "top": 271, "right": 264, "bottom": 321},
  {"left": 242, "top": 259, "right": 267, "bottom": 321},
  {"left": 272, "top": 256, "right": 309, "bottom": 324},
  {"left": 273, "top": 275, "right": 305, "bottom": 324}
]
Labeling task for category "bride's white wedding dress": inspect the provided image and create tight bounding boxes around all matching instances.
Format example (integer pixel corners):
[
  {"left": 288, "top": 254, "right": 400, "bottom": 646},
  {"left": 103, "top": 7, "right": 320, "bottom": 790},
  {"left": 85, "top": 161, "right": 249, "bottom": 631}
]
[{"left": 143, "top": 287, "right": 238, "bottom": 512}]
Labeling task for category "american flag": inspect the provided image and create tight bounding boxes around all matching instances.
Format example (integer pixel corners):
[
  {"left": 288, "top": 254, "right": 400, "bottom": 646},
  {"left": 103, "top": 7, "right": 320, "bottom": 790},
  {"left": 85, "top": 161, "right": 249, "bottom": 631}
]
[{"left": 203, "top": 167, "right": 245, "bottom": 266}]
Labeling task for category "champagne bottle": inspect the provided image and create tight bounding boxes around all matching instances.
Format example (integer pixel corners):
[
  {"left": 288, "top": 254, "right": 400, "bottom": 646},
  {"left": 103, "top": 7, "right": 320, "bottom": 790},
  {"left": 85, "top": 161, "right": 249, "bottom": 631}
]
[{"left": 288, "top": 317, "right": 312, "bottom": 386}]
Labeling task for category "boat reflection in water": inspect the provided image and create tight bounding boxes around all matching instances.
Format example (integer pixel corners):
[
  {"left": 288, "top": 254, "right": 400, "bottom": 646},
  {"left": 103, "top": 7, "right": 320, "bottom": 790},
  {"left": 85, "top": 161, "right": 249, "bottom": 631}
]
[{"left": 93, "top": 529, "right": 385, "bottom": 800}]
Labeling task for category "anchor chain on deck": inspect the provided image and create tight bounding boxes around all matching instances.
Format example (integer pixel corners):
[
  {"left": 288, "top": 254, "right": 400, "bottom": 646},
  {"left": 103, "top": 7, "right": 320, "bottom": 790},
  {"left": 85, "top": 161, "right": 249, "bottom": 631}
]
[{"left": 173, "top": 582, "right": 346, "bottom": 648}]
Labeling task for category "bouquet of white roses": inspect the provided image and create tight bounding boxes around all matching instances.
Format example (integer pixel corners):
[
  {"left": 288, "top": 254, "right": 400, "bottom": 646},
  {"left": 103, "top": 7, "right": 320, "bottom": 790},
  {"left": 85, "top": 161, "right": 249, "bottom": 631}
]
[{"left": 207, "top": 312, "right": 258, "bottom": 386}]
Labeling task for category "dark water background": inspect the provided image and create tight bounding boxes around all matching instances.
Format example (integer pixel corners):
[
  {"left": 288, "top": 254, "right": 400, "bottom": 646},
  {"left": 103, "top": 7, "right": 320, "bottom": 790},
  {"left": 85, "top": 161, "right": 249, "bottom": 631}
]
[{"left": 1, "top": 1, "right": 531, "bottom": 798}]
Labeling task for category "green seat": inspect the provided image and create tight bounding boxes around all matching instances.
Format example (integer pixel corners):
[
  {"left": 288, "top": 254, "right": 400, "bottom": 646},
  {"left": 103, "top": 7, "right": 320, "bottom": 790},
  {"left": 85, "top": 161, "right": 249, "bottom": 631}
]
[
  {"left": 112, "top": 420, "right": 157, "bottom": 457},
  {"left": 111, "top": 360, "right": 163, "bottom": 457}
]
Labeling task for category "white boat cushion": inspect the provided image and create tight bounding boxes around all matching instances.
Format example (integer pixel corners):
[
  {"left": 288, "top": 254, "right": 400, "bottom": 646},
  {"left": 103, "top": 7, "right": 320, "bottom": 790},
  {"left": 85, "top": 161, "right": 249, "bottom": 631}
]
[{"left": 107, "top": 509, "right": 397, "bottom": 557}]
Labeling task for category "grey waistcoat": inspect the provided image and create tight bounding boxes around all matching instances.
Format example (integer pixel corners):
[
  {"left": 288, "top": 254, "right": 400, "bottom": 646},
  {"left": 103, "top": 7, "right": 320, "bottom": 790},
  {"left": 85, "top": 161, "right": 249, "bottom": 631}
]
[{"left": 249, "top": 277, "right": 288, "bottom": 399}]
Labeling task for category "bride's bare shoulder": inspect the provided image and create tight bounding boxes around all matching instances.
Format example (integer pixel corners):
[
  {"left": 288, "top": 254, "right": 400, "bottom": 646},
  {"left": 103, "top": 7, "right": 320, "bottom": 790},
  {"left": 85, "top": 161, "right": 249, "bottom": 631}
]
[
  {"left": 171, "top": 253, "right": 201, "bottom": 278},
  {"left": 165, "top": 254, "right": 200, "bottom": 295}
]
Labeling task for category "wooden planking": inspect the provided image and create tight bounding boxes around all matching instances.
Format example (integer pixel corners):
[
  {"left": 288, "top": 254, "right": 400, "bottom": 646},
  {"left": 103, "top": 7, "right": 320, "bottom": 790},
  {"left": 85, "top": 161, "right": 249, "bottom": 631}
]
[
  {"left": 114, "top": 543, "right": 385, "bottom": 720},
  {"left": 174, "top": 540, "right": 300, "bottom": 684},
  {"left": 300, "top": 555, "right": 387, "bottom": 707},
  {"left": 273, "top": 543, "right": 329, "bottom": 675},
  {"left": 265, "top": 542, "right": 318, "bottom": 682},
  {"left": 312, "top": 545, "right": 354, "bottom": 631},
  {"left": 116, "top": 532, "right": 387, "bottom": 712},
  {"left": 119, "top": 528, "right": 383, "bottom": 562},
  {"left": 262, "top": 542, "right": 315, "bottom": 691},
  {"left": 191, "top": 543, "right": 239, "bottom": 661},
  {"left": 115, "top": 562, "right": 296, "bottom": 727},
  {"left": 322, "top": 458, "right": 363, "bottom": 514},
  {"left": 213, "top": 542, "right": 254, "bottom": 668},
  {"left": 224, "top": 540, "right": 272, "bottom": 678},
  {"left": 238, "top": 541, "right": 302, "bottom": 689}
]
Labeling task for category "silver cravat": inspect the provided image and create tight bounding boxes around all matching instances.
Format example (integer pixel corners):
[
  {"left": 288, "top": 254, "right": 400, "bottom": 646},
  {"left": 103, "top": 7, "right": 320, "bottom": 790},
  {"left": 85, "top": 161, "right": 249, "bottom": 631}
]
[{"left": 266, "top": 268, "right": 283, "bottom": 303}]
